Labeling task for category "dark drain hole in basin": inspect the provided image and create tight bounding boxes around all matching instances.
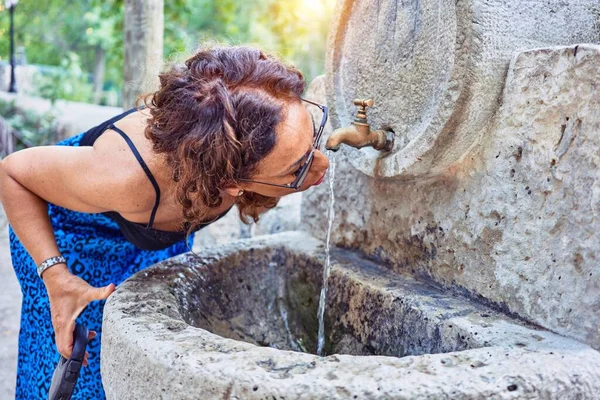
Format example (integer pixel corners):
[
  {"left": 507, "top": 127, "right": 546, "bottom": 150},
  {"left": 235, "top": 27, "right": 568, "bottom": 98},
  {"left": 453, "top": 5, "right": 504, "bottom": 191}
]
[{"left": 173, "top": 250, "right": 462, "bottom": 358}]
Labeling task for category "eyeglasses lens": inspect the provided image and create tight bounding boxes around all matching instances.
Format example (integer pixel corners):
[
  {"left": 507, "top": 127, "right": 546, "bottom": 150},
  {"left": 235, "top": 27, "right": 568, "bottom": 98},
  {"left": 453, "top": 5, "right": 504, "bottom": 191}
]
[{"left": 294, "top": 153, "right": 314, "bottom": 189}]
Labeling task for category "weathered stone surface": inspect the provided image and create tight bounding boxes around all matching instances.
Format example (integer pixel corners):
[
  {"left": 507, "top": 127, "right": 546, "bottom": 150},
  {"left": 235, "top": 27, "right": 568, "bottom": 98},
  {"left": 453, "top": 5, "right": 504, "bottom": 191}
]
[
  {"left": 303, "top": 45, "right": 600, "bottom": 349},
  {"left": 102, "top": 232, "right": 600, "bottom": 399},
  {"left": 326, "top": 0, "right": 600, "bottom": 178}
]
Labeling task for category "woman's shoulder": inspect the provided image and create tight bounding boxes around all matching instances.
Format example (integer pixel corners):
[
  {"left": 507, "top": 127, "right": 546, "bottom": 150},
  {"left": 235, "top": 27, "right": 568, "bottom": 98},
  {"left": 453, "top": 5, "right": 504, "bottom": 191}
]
[
  {"left": 1, "top": 139, "right": 155, "bottom": 216},
  {"left": 93, "top": 110, "right": 166, "bottom": 173}
]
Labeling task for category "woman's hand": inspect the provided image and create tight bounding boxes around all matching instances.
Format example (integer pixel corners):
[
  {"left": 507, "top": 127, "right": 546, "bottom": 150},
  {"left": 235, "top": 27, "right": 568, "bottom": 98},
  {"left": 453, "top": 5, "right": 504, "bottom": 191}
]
[{"left": 44, "top": 266, "right": 116, "bottom": 367}]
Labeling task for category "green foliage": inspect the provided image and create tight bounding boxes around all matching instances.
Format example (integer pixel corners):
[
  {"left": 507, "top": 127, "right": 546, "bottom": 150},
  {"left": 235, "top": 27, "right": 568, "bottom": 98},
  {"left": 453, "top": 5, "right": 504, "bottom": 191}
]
[
  {"left": 0, "top": 1, "right": 120, "bottom": 72},
  {"left": 0, "top": 98, "right": 60, "bottom": 148},
  {"left": 33, "top": 53, "right": 95, "bottom": 105},
  {"left": 0, "top": 0, "right": 334, "bottom": 104},
  {"left": 164, "top": 0, "right": 335, "bottom": 85}
]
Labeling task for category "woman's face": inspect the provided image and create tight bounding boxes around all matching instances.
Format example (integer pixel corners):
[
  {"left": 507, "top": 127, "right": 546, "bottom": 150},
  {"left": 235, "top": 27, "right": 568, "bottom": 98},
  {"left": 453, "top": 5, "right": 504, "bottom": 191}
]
[{"left": 237, "top": 100, "right": 330, "bottom": 197}]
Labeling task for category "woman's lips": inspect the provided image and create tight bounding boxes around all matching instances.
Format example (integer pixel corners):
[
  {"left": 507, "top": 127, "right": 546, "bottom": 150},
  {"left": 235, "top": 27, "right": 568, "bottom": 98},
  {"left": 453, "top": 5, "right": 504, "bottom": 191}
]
[{"left": 313, "top": 172, "right": 327, "bottom": 186}]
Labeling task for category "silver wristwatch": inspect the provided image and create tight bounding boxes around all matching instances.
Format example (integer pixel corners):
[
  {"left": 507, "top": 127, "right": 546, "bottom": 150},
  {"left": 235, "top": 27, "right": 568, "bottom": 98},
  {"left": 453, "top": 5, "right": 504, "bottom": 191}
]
[{"left": 37, "top": 256, "right": 67, "bottom": 278}]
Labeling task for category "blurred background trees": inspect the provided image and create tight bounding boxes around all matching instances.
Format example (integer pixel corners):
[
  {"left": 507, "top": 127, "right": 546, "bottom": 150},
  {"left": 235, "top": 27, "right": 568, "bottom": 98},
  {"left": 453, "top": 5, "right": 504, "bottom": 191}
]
[{"left": 0, "top": 0, "right": 335, "bottom": 107}]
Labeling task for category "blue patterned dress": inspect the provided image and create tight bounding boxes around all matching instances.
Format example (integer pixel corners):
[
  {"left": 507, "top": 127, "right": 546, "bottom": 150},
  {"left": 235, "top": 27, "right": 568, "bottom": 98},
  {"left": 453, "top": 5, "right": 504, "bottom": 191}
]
[{"left": 9, "top": 132, "right": 194, "bottom": 399}]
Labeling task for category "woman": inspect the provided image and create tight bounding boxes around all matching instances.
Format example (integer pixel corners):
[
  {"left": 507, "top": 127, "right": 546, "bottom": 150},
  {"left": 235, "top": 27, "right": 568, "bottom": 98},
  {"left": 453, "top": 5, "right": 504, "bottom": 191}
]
[{"left": 0, "top": 44, "right": 329, "bottom": 399}]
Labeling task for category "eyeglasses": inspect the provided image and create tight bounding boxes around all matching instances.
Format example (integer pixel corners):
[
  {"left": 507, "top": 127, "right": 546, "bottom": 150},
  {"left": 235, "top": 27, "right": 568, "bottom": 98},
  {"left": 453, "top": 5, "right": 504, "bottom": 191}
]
[{"left": 238, "top": 97, "right": 328, "bottom": 191}]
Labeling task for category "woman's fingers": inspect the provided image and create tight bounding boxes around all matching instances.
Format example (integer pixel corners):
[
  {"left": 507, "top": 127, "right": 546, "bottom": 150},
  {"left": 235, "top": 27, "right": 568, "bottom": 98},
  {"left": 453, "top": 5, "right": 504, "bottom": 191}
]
[
  {"left": 85, "top": 282, "right": 116, "bottom": 303},
  {"left": 56, "top": 319, "right": 75, "bottom": 360},
  {"left": 48, "top": 275, "right": 112, "bottom": 366},
  {"left": 81, "top": 331, "right": 96, "bottom": 367}
]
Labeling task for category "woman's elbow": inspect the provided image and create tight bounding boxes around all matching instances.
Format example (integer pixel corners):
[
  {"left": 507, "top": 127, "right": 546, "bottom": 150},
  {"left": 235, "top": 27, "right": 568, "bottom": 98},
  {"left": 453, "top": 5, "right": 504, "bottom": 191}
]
[{"left": 0, "top": 156, "right": 16, "bottom": 204}]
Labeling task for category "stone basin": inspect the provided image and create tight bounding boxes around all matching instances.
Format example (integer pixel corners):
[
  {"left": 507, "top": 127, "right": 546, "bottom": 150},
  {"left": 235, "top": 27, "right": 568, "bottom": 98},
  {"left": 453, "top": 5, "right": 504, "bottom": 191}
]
[{"left": 101, "top": 231, "right": 600, "bottom": 399}]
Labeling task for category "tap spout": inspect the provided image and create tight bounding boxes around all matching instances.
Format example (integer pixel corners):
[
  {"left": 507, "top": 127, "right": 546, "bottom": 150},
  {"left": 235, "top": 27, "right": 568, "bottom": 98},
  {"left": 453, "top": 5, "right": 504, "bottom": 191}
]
[
  {"left": 325, "top": 124, "right": 393, "bottom": 152},
  {"left": 324, "top": 99, "right": 394, "bottom": 152}
]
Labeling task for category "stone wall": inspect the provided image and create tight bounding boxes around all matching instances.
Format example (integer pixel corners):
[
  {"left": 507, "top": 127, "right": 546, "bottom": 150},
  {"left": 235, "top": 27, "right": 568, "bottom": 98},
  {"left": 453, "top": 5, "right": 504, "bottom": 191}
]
[
  {"left": 325, "top": 0, "right": 600, "bottom": 179},
  {"left": 302, "top": 45, "right": 600, "bottom": 349},
  {"left": 0, "top": 92, "right": 123, "bottom": 142}
]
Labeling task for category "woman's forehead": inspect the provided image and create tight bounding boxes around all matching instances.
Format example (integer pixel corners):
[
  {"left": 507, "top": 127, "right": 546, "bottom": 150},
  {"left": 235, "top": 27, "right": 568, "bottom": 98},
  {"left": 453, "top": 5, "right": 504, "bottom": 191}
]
[
  {"left": 278, "top": 102, "right": 313, "bottom": 146},
  {"left": 261, "top": 102, "right": 314, "bottom": 169}
]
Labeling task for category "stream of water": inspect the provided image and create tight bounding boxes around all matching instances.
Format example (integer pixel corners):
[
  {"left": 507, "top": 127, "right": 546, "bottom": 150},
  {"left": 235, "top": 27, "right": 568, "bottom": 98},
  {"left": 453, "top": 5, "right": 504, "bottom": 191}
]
[{"left": 317, "top": 151, "right": 337, "bottom": 356}]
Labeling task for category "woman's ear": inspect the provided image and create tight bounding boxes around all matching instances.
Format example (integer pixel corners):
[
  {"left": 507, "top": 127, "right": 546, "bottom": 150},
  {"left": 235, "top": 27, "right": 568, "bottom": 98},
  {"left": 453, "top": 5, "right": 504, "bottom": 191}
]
[{"left": 224, "top": 186, "right": 245, "bottom": 197}]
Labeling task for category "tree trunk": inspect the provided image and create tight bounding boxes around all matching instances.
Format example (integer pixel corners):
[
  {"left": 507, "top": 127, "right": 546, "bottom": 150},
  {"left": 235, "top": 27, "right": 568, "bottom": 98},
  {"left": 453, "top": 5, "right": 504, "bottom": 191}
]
[
  {"left": 123, "top": 0, "right": 164, "bottom": 109},
  {"left": 93, "top": 46, "right": 106, "bottom": 104}
]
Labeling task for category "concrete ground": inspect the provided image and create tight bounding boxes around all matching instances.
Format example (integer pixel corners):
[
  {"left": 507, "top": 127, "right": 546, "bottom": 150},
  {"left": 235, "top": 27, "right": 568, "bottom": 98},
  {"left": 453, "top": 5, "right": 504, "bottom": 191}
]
[{"left": 0, "top": 208, "right": 20, "bottom": 398}]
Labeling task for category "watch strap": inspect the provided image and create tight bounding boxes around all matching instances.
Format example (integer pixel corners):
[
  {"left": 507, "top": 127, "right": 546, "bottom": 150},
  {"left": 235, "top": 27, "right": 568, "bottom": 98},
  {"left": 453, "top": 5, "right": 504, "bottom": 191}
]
[{"left": 37, "top": 256, "right": 67, "bottom": 278}]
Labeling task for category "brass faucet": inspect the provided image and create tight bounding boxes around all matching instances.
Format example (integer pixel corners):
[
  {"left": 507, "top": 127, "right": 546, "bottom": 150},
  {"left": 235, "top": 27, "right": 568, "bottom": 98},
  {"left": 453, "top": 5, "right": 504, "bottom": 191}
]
[{"left": 325, "top": 99, "right": 394, "bottom": 152}]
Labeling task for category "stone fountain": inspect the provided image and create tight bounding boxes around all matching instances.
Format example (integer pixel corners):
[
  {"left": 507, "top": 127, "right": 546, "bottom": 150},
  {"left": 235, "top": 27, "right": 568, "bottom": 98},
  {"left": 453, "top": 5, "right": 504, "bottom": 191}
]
[{"left": 102, "top": 1, "right": 600, "bottom": 399}]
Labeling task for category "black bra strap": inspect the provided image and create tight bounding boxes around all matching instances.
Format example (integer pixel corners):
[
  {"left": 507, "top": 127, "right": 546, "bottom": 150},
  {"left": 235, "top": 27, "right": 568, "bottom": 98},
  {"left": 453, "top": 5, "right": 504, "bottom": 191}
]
[{"left": 108, "top": 124, "right": 161, "bottom": 229}]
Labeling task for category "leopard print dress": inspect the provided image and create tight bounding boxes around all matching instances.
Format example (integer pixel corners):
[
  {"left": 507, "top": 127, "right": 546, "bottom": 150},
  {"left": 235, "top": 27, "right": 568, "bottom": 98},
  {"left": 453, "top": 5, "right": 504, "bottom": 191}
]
[{"left": 9, "top": 132, "right": 194, "bottom": 399}]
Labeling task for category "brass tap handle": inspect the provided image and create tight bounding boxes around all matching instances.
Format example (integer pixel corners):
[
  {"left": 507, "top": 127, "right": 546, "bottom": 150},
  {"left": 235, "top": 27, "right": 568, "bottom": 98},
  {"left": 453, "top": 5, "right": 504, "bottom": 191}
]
[
  {"left": 353, "top": 98, "right": 374, "bottom": 108},
  {"left": 352, "top": 98, "right": 373, "bottom": 123}
]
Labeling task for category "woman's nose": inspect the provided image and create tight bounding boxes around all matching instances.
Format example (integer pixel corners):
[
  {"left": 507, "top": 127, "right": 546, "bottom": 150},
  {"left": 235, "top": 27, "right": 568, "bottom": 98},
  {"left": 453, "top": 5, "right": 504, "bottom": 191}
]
[{"left": 314, "top": 150, "right": 330, "bottom": 173}]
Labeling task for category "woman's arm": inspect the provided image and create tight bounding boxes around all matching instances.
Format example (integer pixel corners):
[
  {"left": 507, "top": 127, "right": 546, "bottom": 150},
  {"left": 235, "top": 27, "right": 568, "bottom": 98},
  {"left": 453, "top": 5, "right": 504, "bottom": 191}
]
[
  {"left": 0, "top": 145, "right": 130, "bottom": 279},
  {"left": 0, "top": 143, "right": 137, "bottom": 364}
]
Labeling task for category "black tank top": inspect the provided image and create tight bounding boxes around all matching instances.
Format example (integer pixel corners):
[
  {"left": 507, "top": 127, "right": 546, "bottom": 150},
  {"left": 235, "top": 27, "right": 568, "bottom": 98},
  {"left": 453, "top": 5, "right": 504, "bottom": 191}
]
[{"left": 79, "top": 106, "right": 233, "bottom": 251}]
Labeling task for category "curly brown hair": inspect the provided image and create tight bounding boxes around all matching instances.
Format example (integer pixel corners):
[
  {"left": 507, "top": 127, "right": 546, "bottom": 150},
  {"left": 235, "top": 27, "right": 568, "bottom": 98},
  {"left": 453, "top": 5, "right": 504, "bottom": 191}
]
[{"left": 140, "top": 44, "right": 306, "bottom": 234}]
